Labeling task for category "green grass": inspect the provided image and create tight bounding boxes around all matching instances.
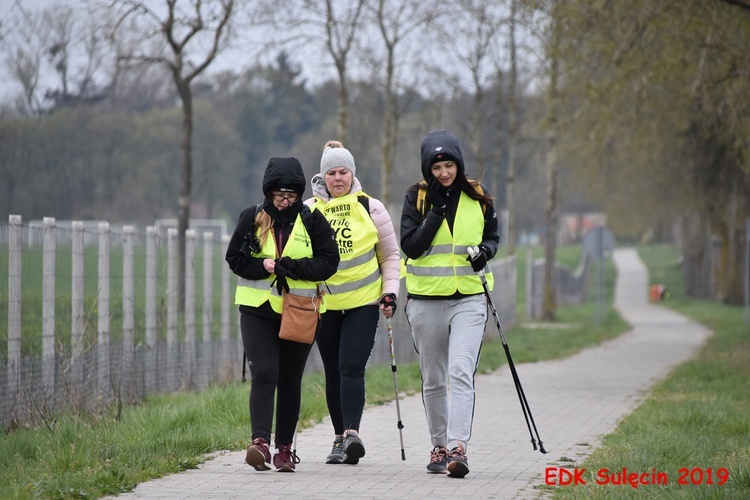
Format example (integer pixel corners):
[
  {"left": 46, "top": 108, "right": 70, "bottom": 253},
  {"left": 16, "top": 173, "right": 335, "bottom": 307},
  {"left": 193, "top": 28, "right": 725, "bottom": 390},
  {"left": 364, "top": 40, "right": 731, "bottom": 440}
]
[
  {"left": 552, "top": 244, "right": 750, "bottom": 499},
  {"left": 0, "top": 245, "right": 630, "bottom": 499}
]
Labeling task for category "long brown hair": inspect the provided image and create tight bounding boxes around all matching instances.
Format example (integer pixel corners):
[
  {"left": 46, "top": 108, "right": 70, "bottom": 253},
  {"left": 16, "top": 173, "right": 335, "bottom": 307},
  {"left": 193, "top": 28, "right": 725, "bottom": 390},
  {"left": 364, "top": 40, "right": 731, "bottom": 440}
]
[{"left": 458, "top": 174, "right": 494, "bottom": 207}]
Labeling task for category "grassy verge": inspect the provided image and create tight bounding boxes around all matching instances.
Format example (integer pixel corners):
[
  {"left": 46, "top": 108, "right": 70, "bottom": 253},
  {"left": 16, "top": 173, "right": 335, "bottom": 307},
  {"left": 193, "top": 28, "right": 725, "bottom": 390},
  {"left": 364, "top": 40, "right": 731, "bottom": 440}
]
[
  {"left": 551, "top": 244, "right": 750, "bottom": 499},
  {"left": 0, "top": 247, "right": 628, "bottom": 499}
]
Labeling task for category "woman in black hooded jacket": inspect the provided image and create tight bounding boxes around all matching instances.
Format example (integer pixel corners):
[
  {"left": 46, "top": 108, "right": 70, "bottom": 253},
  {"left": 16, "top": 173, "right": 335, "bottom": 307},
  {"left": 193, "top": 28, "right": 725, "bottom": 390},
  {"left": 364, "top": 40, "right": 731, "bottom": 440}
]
[
  {"left": 400, "top": 129, "right": 499, "bottom": 479},
  {"left": 226, "top": 157, "right": 339, "bottom": 473}
]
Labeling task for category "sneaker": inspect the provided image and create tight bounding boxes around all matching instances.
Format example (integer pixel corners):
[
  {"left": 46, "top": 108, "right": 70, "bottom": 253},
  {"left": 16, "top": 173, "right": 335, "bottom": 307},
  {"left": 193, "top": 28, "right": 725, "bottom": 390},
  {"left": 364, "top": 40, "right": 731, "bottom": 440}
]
[
  {"left": 342, "top": 431, "right": 365, "bottom": 464},
  {"left": 426, "top": 446, "right": 449, "bottom": 473},
  {"left": 447, "top": 445, "right": 469, "bottom": 478},
  {"left": 245, "top": 437, "right": 272, "bottom": 471},
  {"left": 326, "top": 436, "right": 344, "bottom": 464},
  {"left": 273, "top": 444, "right": 300, "bottom": 472}
]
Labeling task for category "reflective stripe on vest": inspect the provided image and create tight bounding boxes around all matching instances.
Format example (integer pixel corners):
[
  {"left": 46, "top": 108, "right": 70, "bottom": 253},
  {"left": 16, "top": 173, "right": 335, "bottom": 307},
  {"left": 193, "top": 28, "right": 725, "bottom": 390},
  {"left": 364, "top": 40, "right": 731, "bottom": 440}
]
[
  {"left": 405, "top": 191, "right": 494, "bottom": 296},
  {"left": 235, "top": 211, "right": 324, "bottom": 314},
  {"left": 314, "top": 193, "right": 382, "bottom": 310}
]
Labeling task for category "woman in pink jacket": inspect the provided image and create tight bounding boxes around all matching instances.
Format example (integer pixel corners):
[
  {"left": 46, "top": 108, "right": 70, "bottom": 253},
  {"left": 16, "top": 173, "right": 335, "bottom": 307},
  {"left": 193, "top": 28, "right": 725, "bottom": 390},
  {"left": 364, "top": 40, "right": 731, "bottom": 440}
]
[{"left": 305, "top": 140, "right": 401, "bottom": 465}]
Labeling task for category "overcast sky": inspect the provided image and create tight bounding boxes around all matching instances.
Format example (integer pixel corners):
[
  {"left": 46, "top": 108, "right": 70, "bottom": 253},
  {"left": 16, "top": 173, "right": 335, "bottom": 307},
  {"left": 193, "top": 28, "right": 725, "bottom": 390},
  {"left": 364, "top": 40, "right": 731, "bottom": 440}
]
[
  {"left": 1, "top": 0, "right": 538, "bottom": 107},
  {"left": 0, "top": 0, "right": 354, "bottom": 104}
]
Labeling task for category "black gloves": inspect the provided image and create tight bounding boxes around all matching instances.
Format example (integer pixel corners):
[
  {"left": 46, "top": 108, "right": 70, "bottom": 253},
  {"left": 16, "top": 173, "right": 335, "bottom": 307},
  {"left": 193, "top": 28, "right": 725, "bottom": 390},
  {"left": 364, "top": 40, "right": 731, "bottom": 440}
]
[
  {"left": 273, "top": 257, "right": 300, "bottom": 294},
  {"left": 274, "top": 275, "right": 290, "bottom": 295},
  {"left": 380, "top": 293, "right": 397, "bottom": 313},
  {"left": 466, "top": 245, "right": 490, "bottom": 272},
  {"left": 274, "top": 257, "right": 299, "bottom": 280},
  {"left": 380, "top": 292, "right": 397, "bottom": 319},
  {"left": 427, "top": 176, "right": 448, "bottom": 216}
]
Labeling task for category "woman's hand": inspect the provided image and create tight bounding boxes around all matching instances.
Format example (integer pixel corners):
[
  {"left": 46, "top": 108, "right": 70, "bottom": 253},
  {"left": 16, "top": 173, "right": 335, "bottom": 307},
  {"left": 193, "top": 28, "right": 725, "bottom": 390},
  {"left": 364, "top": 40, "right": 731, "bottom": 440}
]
[
  {"left": 263, "top": 258, "right": 276, "bottom": 274},
  {"left": 379, "top": 293, "right": 397, "bottom": 318}
]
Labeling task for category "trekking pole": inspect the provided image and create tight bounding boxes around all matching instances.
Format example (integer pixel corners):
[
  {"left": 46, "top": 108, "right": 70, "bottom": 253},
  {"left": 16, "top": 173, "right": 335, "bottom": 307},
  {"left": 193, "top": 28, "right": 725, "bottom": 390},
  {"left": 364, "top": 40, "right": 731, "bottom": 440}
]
[
  {"left": 468, "top": 247, "right": 547, "bottom": 454},
  {"left": 387, "top": 318, "right": 406, "bottom": 460}
]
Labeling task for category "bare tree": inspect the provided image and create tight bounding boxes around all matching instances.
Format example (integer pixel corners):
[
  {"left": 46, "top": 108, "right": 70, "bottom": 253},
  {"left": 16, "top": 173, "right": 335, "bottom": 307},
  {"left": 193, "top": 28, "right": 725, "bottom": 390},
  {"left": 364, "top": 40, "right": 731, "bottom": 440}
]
[
  {"left": 2, "top": 5, "right": 46, "bottom": 115},
  {"left": 107, "top": 0, "right": 235, "bottom": 306},
  {"left": 503, "top": 0, "right": 522, "bottom": 254},
  {"left": 539, "top": 0, "right": 562, "bottom": 321},
  {"left": 321, "top": 0, "right": 365, "bottom": 145},
  {"left": 1, "top": 3, "right": 111, "bottom": 113},
  {"left": 368, "top": 0, "right": 436, "bottom": 205},
  {"left": 440, "top": 0, "right": 505, "bottom": 182},
  {"left": 257, "top": 0, "right": 366, "bottom": 145}
]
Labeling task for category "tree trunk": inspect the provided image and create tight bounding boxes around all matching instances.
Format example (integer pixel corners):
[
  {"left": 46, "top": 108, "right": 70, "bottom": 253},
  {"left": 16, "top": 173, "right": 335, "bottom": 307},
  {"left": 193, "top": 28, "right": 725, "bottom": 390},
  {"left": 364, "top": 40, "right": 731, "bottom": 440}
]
[
  {"left": 682, "top": 212, "right": 713, "bottom": 299},
  {"left": 177, "top": 79, "right": 194, "bottom": 312},
  {"left": 381, "top": 47, "right": 395, "bottom": 205},
  {"left": 471, "top": 79, "right": 485, "bottom": 180},
  {"left": 543, "top": 137, "right": 558, "bottom": 321},
  {"left": 336, "top": 61, "right": 349, "bottom": 145},
  {"left": 506, "top": 4, "right": 519, "bottom": 254},
  {"left": 713, "top": 187, "right": 747, "bottom": 304},
  {"left": 542, "top": 6, "right": 560, "bottom": 321}
]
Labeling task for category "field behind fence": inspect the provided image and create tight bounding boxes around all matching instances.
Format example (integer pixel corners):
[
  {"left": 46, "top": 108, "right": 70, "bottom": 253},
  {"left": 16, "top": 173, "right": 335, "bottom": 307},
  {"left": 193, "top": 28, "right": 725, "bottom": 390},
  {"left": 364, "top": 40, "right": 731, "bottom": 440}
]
[{"left": 1, "top": 215, "right": 517, "bottom": 431}]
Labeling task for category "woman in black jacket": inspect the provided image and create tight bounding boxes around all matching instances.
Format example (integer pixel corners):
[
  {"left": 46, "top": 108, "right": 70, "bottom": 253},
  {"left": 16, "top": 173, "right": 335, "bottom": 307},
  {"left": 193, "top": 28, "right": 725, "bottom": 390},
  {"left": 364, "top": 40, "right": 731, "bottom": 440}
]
[{"left": 226, "top": 157, "right": 339, "bottom": 473}]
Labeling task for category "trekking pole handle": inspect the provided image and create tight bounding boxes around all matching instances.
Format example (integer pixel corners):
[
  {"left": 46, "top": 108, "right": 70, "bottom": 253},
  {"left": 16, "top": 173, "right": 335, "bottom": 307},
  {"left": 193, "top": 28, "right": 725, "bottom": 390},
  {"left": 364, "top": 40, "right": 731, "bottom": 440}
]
[{"left": 468, "top": 246, "right": 486, "bottom": 279}]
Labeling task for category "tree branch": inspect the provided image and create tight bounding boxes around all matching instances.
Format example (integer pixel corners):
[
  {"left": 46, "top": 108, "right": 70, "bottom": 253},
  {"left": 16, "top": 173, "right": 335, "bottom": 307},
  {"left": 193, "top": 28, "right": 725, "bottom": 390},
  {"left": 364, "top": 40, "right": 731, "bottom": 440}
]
[{"left": 717, "top": 0, "right": 750, "bottom": 12}]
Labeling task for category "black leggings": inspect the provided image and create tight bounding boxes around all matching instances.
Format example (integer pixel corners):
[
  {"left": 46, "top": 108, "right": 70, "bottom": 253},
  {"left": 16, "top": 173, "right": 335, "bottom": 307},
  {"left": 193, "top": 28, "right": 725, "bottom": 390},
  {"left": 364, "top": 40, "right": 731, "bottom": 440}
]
[
  {"left": 316, "top": 305, "right": 379, "bottom": 435},
  {"left": 241, "top": 311, "right": 315, "bottom": 446}
]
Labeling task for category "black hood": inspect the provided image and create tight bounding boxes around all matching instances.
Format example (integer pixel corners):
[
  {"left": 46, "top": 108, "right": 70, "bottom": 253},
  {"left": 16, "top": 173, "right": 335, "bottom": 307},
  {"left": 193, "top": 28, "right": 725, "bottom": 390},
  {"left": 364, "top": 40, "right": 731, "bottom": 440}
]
[
  {"left": 261, "top": 157, "right": 306, "bottom": 198},
  {"left": 419, "top": 129, "right": 466, "bottom": 181}
]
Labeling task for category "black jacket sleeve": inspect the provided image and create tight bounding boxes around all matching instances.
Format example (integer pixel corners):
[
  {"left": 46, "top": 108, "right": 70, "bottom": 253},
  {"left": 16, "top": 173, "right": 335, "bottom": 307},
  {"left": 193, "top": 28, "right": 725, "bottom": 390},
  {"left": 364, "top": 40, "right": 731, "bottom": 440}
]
[
  {"left": 400, "top": 188, "right": 445, "bottom": 260},
  {"left": 225, "top": 206, "right": 269, "bottom": 280},
  {"left": 290, "top": 208, "right": 340, "bottom": 282}
]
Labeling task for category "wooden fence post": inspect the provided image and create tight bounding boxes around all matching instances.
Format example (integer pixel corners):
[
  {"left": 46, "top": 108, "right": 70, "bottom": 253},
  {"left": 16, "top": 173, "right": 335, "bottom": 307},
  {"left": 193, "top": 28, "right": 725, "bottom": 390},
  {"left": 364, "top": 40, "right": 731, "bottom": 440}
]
[
  {"left": 145, "top": 226, "right": 157, "bottom": 393},
  {"left": 185, "top": 229, "right": 196, "bottom": 388},
  {"left": 202, "top": 232, "right": 214, "bottom": 384},
  {"left": 167, "top": 228, "right": 178, "bottom": 391},
  {"left": 42, "top": 217, "right": 56, "bottom": 407},
  {"left": 71, "top": 221, "right": 84, "bottom": 407},
  {"left": 7, "top": 215, "right": 23, "bottom": 423},
  {"left": 98, "top": 222, "right": 110, "bottom": 400},
  {"left": 221, "top": 234, "right": 232, "bottom": 377},
  {"left": 122, "top": 226, "right": 135, "bottom": 402}
]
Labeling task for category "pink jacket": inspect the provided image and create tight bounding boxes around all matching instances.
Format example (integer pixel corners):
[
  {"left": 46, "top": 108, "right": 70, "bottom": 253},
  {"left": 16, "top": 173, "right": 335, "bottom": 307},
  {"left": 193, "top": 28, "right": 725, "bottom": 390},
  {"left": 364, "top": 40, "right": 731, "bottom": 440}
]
[{"left": 305, "top": 174, "right": 401, "bottom": 299}]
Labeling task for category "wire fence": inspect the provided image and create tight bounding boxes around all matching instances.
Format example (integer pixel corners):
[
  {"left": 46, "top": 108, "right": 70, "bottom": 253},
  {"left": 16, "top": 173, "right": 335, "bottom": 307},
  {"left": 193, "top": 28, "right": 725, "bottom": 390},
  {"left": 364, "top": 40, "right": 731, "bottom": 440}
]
[{"left": 1, "top": 215, "right": 517, "bottom": 431}]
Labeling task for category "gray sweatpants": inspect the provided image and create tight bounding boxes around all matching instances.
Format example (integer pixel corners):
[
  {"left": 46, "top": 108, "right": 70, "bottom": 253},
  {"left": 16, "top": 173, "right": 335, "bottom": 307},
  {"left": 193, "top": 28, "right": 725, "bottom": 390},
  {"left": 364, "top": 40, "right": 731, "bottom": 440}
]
[{"left": 405, "top": 295, "right": 487, "bottom": 452}]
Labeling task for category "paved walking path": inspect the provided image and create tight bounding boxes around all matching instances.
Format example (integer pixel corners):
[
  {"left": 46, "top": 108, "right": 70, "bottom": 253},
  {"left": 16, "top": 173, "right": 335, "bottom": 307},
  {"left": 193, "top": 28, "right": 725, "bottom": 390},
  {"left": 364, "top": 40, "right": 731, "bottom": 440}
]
[{"left": 113, "top": 248, "right": 711, "bottom": 499}]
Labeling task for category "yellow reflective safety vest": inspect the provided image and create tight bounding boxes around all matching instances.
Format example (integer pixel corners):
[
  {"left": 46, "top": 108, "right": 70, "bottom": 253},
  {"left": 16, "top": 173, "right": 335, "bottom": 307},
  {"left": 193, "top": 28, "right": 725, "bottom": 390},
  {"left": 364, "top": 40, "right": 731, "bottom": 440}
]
[
  {"left": 235, "top": 211, "right": 325, "bottom": 314},
  {"left": 405, "top": 190, "right": 494, "bottom": 296},
  {"left": 313, "top": 193, "right": 382, "bottom": 310}
]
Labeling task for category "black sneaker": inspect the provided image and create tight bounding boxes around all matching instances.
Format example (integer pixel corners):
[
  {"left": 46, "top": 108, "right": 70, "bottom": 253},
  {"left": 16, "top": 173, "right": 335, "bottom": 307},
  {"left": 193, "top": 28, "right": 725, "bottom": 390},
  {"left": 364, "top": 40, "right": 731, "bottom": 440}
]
[
  {"left": 326, "top": 436, "right": 344, "bottom": 464},
  {"left": 342, "top": 431, "right": 365, "bottom": 464},
  {"left": 426, "top": 446, "right": 449, "bottom": 473},
  {"left": 447, "top": 445, "right": 469, "bottom": 478}
]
